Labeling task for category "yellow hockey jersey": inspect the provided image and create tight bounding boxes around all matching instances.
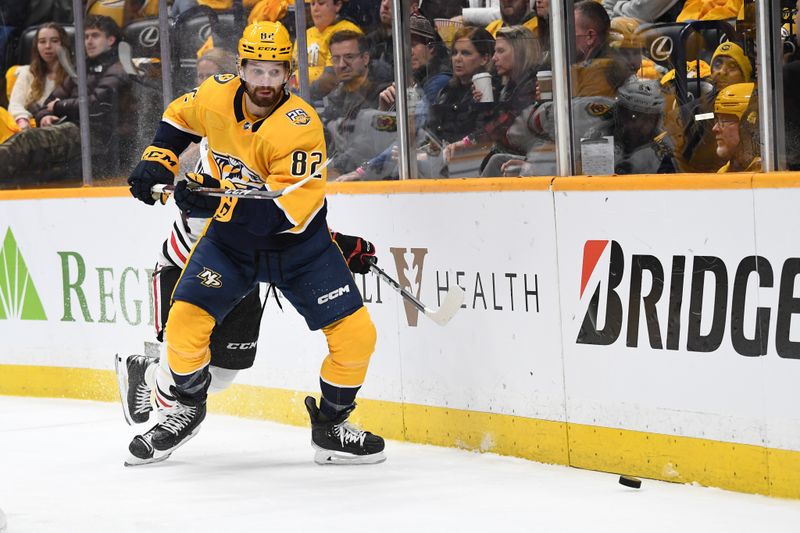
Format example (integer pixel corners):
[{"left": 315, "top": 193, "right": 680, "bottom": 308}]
[
  {"left": 162, "top": 74, "right": 327, "bottom": 237},
  {"left": 485, "top": 15, "right": 538, "bottom": 38},
  {"left": 295, "top": 19, "right": 363, "bottom": 83}
]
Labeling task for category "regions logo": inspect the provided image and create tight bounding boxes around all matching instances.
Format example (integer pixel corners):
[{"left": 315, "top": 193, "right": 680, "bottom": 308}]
[
  {"left": 0, "top": 228, "right": 47, "bottom": 320},
  {"left": 286, "top": 108, "right": 311, "bottom": 126}
]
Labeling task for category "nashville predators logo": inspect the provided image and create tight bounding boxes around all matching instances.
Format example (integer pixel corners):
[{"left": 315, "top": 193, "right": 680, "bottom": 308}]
[
  {"left": 286, "top": 108, "right": 311, "bottom": 126},
  {"left": 586, "top": 102, "right": 612, "bottom": 117},
  {"left": 372, "top": 114, "right": 397, "bottom": 132},
  {"left": 197, "top": 268, "right": 223, "bottom": 288}
]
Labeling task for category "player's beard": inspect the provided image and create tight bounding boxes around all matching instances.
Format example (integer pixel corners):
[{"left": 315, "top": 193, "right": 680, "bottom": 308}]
[{"left": 246, "top": 83, "right": 283, "bottom": 109}]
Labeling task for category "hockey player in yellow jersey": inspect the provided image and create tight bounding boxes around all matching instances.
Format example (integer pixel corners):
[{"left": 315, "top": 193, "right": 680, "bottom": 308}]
[{"left": 127, "top": 21, "right": 384, "bottom": 466}]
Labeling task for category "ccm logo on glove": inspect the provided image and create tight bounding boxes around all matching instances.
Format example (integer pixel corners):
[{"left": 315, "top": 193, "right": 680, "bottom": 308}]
[{"left": 317, "top": 285, "right": 350, "bottom": 305}]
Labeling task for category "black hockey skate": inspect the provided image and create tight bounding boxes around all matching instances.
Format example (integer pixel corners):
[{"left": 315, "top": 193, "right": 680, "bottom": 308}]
[
  {"left": 125, "top": 398, "right": 206, "bottom": 466},
  {"left": 304, "top": 396, "right": 385, "bottom": 465},
  {"left": 125, "top": 425, "right": 173, "bottom": 467},
  {"left": 114, "top": 354, "right": 157, "bottom": 425}
]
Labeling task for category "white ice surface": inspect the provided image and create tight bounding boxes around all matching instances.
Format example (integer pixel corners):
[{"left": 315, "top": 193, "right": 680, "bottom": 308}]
[{"left": 1, "top": 397, "right": 799, "bottom": 533}]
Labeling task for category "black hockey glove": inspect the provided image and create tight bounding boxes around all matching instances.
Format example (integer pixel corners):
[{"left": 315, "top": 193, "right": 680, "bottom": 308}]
[
  {"left": 173, "top": 172, "right": 222, "bottom": 218},
  {"left": 128, "top": 145, "right": 179, "bottom": 205},
  {"left": 332, "top": 231, "right": 377, "bottom": 274}
]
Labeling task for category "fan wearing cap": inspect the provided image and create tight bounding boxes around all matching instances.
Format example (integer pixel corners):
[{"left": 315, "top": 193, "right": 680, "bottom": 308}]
[
  {"left": 377, "top": 13, "right": 451, "bottom": 110},
  {"left": 336, "top": 13, "right": 451, "bottom": 181},
  {"left": 710, "top": 41, "right": 753, "bottom": 90},
  {"left": 713, "top": 82, "right": 760, "bottom": 173},
  {"left": 613, "top": 78, "right": 676, "bottom": 174}
]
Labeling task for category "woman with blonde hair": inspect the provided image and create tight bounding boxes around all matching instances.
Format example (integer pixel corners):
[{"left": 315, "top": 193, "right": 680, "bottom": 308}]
[
  {"left": 8, "top": 23, "right": 72, "bottom": 130},
  {"left": 444, "top": 25, "right": 543, "bottom": 174}
]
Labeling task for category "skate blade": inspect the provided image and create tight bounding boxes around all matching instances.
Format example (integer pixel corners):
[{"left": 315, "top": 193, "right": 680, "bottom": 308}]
[
  {"left": 114, "top": 353, "right": 135, "bottom": 426},
  {"left": 124, "top": 449, "right": 172, "bottom": 467},
  {"left": 312, "top": 445, "right": 386, "bottom": 465}
]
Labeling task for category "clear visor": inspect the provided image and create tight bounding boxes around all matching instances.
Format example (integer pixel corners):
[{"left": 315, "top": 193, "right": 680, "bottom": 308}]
[{"left": 239, "top": 60, "right": 288, "bottom": 87}]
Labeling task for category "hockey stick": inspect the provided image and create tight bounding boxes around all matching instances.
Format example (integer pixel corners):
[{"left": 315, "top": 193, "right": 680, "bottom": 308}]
[
  {"left": 368, "top": 258, "right": 465, "bottom": 326},
  {"left": 150, "top": 158, "right": 332, "bottom": 200}
]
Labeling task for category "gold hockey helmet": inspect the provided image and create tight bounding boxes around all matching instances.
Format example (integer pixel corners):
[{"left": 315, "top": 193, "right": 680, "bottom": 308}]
[
  {"left": 238, "top": 21, "right": 293, "bottom": 64},
  {"left": 714, "top": 82, "right": 756, "bottom": 123}
]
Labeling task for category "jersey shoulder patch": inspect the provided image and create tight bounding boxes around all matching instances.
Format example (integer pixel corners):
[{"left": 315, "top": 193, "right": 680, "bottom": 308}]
[{"left": 285, "top": 108, "right": 312, "bottom": 126}]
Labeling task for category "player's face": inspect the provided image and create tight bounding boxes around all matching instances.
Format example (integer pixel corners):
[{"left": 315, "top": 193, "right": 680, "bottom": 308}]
[
  {"left": 241, "top": 60, "right": 288, "bottom": 107},
  {"left": 713, "top": 113, "right": 741, "bottom": 160}
]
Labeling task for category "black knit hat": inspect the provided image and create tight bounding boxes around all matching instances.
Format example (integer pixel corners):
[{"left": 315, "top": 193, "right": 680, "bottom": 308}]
[{"left": 409, "top": 13, "right": 436, "bottom": 42}]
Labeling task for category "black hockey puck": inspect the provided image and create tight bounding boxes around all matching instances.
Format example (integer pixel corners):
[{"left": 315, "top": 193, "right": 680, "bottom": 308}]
[{"left": 618, "top": 475, "right": 642, "bottom": 489}]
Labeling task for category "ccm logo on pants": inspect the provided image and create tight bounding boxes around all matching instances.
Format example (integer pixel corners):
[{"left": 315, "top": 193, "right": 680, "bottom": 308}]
[{"left": 318, "top": 285, "right": 350, "bottom": 305}]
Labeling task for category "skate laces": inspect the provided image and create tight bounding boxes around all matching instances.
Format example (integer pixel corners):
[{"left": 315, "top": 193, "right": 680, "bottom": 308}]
[
  {"left": 161, "top": 404, "right": 196, "bottom": 435},
  {"left": 332, "top": 421, "right": 367, "bottom": 447},
  {"left": 133, "top": 383, "right": 151, "bottom": 414}
]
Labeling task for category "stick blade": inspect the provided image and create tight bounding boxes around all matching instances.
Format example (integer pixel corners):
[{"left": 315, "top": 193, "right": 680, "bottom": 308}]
[{"left": 425, "top": 285, "right": 465, "bottom": 326}]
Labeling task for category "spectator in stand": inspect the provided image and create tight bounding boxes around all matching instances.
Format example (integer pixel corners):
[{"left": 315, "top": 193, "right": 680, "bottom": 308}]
[
  {"left": 709, "top": 41, "right": 752, "bottom": 90},
  {"left": 608, "top": 17, "right": 665, "bottom": 81},
  {"left": 8, "top": 23, "right": 72, "bottom": 131},
  {"left": 415, "top": 26, "right": 496, "bottom": 178},
  {"left": 0, "top": 15, "right": 131, "bottom": 183},
  {"left": 612, "top": 78, "right": 677, "bottom": 174},
  {"left": 602, "top": 0, "right": 684, "bottom": 23},
  {"left": 178, "top": 47, "right": 238, "bottom": 175},
  {"left": 297, "top": 0, "right": 363, "bottom": 100},
  {"left": 677, "top": 0, "right": 744, "bottom": 22},
  {"left": 443, "top": 25, "right": 542, "bottom": 176},
  {"left": 485, "top": 0, "right": 540, "bottom": 38},
  {"left": 713, "top": 82, "right": 760, "bottom": 172},
  {"left": 321, "top": 30, "right": 392, "bottom": 175},
  {"left": 572, "top": 0, "right": 628, "bottom": 97},
  {"left": 335, "top": 13, "right": 451, "bottom": 181},
  {"left": 196, "top": 47, "right": 237, "bottom": 84},
  {"left": 427, "top": 27, "right": 496, "bottom": 146},
  {"left": 535, "top": 0, "right": 551, "bottom": 52},
  {"left": 365, "top": 0, "right": 393, "bottom": 71}
]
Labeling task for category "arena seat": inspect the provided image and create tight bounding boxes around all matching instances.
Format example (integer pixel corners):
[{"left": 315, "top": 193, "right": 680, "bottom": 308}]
[
  {"left": 171, "top": 6, "right": 244, "bottom": 94},
  {"left": 124, "top": 18, "right": 161, "bottom": 59},
  {"left": 15, "top": 24, "right": 76, "bottom": 65}
]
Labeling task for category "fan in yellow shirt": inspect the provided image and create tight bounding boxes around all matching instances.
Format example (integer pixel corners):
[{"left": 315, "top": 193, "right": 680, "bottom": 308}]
[{"left": 485, "top": 0, "right": 539, "bottom": 37}]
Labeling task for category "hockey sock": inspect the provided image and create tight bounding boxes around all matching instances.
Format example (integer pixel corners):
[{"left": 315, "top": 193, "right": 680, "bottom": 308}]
[{"left": 319, "top": 377, "right": 360, "bottom": 420}]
